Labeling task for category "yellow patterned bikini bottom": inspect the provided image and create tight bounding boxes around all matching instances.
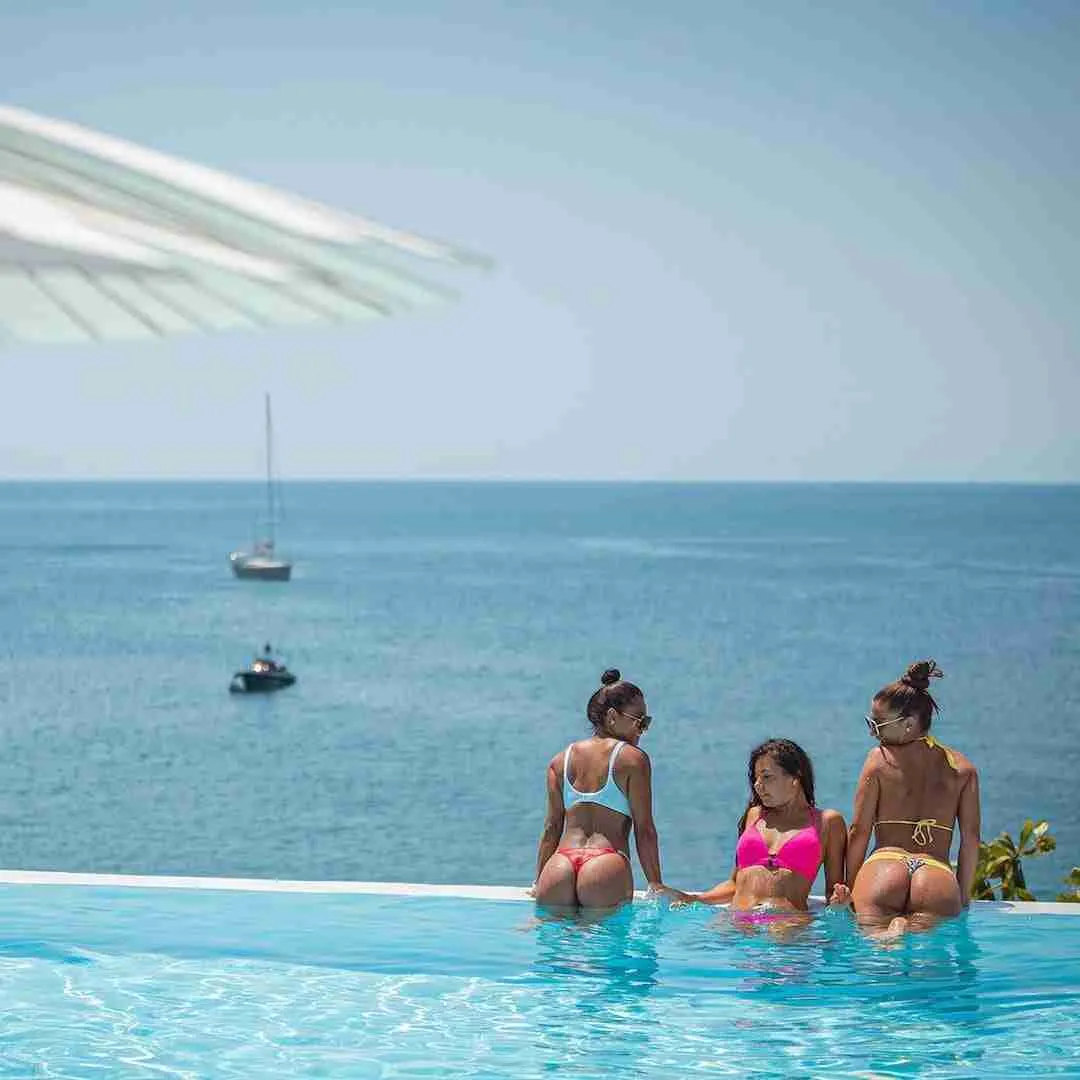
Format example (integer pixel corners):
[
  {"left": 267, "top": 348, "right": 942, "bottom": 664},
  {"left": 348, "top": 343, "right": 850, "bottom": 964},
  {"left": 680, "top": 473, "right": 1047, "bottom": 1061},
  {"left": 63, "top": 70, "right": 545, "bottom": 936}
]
[{"left": 865, "top": 848, "right": 953, "bottom": 876}]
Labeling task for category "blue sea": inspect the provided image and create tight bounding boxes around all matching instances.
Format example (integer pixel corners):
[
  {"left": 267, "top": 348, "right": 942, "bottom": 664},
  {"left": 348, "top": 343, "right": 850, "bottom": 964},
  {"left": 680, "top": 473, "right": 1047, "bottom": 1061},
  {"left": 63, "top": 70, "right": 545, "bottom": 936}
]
[{"left": 0, "top": 482, "right": 1076, "bottom": 898}]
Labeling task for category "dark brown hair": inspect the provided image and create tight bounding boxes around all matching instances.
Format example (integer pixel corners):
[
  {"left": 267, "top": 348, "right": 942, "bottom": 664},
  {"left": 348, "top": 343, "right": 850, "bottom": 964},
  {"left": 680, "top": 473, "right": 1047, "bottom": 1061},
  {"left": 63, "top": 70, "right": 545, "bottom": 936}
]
[
  {"left": 738, "top": 738, "right": 816, "bottom": 834},
  {"left": 586, "top": 668, "right": 644, "bottom": 731},
  {"left": 873, "top": 659, "right": 944, "bottom": 733}
]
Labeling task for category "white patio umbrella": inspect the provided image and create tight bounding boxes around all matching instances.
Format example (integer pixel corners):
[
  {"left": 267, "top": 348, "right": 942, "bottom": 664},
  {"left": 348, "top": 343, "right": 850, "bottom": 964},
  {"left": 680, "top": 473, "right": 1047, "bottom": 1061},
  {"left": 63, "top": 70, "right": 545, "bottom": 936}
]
[{"left": 0, "top": 104, "right": 487, "bottom": 344}]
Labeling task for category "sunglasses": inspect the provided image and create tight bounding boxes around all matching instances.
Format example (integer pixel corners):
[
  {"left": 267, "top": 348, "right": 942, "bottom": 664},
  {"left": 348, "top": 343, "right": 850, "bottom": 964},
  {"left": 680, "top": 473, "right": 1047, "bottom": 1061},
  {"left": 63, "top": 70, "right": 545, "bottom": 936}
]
[
  {"left": 615, "top": 708, "right": 652, "bottom": 733},
  {"left": 864, "top": 713, "right": 908, "bottom": 738}
]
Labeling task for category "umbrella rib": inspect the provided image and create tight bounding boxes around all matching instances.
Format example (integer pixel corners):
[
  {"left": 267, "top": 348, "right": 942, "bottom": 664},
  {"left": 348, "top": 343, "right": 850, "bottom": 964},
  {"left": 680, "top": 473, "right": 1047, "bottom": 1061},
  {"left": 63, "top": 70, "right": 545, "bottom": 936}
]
[
  {"left": 134, "top": 266, "right": 383, "bottom": 331},
  {"left": 24, "top": 266, "right": 104, "bottom": 341},
  {"left": 117, "top": 274, "right": 202, "bottom": 332},
  {"left": 137, "top": 271, "right": 338, "bottom": 332},
  {"left": 134, "top": 274, "right": 256, "bottom": 330},
  {"left": 73, "top": 242, "right": 364, "bottom": 332},
  {"left": 259, "top": 280, "right": 352, "bottom": 322},
  {"left": 163, "top": 269, "right": 397, "bottom": 327},
  {"left": 78, "top": 267, "right": 174, "bottom": 337},
  {"left": 195, "top": 274, "right": 368, "bottom": 327},
  {"left": 270, "top": 277, "right": 393, "bottom": 319}
]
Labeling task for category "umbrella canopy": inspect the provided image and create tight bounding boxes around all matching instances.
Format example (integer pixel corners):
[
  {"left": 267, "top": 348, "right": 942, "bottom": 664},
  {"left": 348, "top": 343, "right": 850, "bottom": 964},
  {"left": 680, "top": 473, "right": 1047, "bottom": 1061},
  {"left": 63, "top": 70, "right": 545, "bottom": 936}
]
[{"left": 0, "top": 105, "right": 486, "bottom": 344}]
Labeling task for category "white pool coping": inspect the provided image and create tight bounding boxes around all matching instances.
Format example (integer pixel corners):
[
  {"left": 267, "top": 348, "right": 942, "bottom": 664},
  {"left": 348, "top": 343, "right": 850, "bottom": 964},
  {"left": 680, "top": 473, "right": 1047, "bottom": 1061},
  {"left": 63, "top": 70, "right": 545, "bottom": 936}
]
[{"left": 0, "top": 869, "right": 1078, "bottom": 914}]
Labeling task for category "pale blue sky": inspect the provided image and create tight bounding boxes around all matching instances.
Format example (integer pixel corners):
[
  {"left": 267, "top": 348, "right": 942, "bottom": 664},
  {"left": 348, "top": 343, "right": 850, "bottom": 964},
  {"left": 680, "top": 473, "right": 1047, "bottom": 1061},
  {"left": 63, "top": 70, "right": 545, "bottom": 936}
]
[{"left": 2, "top": 0, "right": 1077, "bottom": 480}]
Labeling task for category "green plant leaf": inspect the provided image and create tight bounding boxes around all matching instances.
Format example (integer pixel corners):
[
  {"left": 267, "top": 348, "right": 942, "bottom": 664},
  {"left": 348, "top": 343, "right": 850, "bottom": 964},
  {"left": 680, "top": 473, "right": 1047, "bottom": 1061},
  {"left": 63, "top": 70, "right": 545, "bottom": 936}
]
[{"left": 1019, "top": 820, "right": 1035, "bottom": 849}]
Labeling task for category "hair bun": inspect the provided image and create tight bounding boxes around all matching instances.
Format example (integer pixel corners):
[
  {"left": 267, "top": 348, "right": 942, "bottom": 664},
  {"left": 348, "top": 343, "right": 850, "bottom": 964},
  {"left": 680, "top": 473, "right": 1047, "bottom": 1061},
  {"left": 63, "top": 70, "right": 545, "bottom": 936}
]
[
  {"left": 901, "top": 659, "right": 944, "bottom": 691},
  {"left": 600, "top": 668, "right": 621, "bottom": 686}
]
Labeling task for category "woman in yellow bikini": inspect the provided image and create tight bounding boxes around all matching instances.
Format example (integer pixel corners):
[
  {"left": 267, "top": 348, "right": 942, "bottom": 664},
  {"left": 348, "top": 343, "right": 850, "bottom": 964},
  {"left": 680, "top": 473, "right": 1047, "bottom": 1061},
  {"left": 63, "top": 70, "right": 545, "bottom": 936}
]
[{"left": 845, "top": 660, "right": 981, "bottom": 935}]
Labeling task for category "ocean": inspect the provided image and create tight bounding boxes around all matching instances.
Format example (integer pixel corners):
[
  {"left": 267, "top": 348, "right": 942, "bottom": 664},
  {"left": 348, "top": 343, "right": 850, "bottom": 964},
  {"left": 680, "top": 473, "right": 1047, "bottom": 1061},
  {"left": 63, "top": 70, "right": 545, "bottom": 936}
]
[{"left": 0, "top": 481, "right": 1076, "bottom": 898}]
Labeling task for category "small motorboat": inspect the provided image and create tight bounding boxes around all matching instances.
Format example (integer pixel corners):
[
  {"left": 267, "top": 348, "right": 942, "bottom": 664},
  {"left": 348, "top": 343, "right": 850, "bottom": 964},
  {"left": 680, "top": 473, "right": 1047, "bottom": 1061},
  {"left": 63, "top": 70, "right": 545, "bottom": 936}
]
[{"left": 229, "top": 658, "right": 297, "bottom": 694}]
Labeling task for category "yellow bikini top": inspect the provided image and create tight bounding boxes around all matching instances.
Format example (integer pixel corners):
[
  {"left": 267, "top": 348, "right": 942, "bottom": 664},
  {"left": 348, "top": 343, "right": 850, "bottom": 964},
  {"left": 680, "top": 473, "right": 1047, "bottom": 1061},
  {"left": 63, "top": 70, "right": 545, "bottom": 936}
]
[
  {"left": 876, "top": 735, "right": 960, "bottom": 844},
  {"left": 921, "top": 734, "right": 959, "bottom": 770}
]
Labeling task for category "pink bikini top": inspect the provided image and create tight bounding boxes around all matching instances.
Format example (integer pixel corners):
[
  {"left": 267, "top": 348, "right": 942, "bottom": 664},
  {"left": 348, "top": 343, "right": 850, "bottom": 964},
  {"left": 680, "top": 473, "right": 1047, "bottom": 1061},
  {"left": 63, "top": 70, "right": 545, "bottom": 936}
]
[{"left": 735, "top": 808, "right": 822, "bottom": 883}]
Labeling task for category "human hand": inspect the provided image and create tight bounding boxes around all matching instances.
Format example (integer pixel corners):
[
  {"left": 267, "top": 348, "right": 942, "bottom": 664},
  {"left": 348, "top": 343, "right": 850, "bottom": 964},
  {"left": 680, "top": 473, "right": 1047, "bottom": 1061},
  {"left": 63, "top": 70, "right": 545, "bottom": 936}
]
[
  {"left": 643, "top": 883, "right": 686, "bottom": 906},
  {"left": 827, "top": 884, "right": 852, "bottom": 908},
  {"left": 526, "top": 882, "right": 537, "bottom": 899},
  {"left": 664, "top": 889, "right": 698, "bottom": 909}
]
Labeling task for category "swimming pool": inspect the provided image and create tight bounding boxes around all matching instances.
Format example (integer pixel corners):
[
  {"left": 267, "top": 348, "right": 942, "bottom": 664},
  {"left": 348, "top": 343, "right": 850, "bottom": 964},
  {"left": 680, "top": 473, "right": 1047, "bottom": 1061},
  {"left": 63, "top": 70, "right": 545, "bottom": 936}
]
[{"left": 1, "top": 873, "right": 1079, "bottom": 1078}]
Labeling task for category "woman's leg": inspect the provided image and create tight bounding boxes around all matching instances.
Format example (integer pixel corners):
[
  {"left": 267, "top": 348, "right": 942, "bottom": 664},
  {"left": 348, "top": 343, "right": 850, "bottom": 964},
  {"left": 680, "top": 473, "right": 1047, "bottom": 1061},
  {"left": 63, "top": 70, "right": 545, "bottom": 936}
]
[
  {"left": 535, "top": 853, "right": 578, "bottom": 906},
  {"left": 575, "top": 853, "right": 633, "bottom": 908}
]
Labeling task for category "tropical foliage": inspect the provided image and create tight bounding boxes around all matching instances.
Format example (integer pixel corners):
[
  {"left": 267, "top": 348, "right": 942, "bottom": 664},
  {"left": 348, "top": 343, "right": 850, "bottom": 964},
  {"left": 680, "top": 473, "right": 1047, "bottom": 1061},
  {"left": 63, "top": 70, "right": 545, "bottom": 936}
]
[
  {"left": 971, "top": 819, "right": 1056, "bottom": 901},
  {"left": 1056, "top": 867, "right": 1080, "bottom": 904}
]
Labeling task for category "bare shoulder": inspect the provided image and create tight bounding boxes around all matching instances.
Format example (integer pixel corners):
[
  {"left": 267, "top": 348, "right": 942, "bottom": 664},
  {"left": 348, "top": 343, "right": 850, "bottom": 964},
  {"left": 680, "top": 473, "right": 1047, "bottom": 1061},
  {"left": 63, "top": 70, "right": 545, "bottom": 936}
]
[
  {"left": 952, "top": 747, "right": 978, "bottom": 778},
  {"left": 819, "top": 807, "right": 847, "bottom": 831},
  {"left": 860, "top": 747, "right": 885, "bottom": 775},
  {"left": 617, "top": 743, "right": 650, "bottom": 771},
  {"left": 547, "top": 749, "right": 566, "bottom": 775}
]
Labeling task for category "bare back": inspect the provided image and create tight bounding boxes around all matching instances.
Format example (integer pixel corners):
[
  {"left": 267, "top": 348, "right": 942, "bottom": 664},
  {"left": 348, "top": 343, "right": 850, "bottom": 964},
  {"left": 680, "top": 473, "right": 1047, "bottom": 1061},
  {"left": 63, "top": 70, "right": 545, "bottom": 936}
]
[
  {"left": 869, "top": 740, "right": 975, "bottom": 860},
  {"left": 558, "top": 737, "right": 634, "bottom": 852}
]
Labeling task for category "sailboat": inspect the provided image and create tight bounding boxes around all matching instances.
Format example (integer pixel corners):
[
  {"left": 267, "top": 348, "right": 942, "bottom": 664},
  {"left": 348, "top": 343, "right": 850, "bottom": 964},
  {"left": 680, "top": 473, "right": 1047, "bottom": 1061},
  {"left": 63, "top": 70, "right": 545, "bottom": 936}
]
[{"left": 229, "top": 394, "right": 292, "bottom": 581}]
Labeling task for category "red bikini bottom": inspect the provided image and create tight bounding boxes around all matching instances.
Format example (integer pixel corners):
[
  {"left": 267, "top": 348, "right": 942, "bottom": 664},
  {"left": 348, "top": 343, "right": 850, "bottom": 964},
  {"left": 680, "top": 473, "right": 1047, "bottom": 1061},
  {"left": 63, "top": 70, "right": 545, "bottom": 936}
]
[{"left": 556, "top": 847, "right": 625, "bottom": 875}]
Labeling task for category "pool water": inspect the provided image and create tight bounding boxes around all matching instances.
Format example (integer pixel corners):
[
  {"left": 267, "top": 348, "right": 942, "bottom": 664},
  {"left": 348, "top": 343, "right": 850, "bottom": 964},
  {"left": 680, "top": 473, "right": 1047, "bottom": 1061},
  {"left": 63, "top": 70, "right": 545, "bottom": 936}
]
[{"left": 1, "top": 883, "right": 1078, "bottom": 1078}]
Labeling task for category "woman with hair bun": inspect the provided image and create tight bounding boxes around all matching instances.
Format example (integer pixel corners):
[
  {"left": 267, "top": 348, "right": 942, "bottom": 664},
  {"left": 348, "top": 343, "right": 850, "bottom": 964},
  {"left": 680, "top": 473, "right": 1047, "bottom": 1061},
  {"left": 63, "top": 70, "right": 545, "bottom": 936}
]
[
  {"left": 533, "top": 669, "right": 666, "bottom": 908},
  {"left": 667, "top": 739, "right": 849, "bottom": 920},
  {"left": 847, "top": 660, "right": 981, "bottom": 935}
]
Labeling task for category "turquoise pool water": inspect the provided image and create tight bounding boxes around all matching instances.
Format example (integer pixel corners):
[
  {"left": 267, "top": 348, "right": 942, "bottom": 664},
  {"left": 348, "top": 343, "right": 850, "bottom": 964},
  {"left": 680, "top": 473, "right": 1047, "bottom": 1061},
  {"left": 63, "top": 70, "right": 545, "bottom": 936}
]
[{"left": 1, "top": 884, "right": 1079, "bottom": 1077}]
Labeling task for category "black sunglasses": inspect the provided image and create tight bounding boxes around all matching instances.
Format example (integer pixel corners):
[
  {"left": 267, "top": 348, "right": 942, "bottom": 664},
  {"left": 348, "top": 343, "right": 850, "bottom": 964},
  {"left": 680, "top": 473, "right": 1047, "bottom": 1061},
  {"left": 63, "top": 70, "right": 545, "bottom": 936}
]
[{"left": 615, "top": 708, "right": 652, "bottom": 732}]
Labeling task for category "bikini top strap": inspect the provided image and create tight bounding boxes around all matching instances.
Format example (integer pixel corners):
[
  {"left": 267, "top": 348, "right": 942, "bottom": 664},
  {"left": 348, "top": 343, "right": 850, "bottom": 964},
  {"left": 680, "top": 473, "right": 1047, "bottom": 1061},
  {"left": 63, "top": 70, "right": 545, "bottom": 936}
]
[
  {"left": 563, "top": 745, "right": 572, "bottom": 784},
  {"left": 607, "top": 739, "right": 626, "bottom": 781},
  {"left": 923, "top": 735, "right": 959, "bottom": 770}
]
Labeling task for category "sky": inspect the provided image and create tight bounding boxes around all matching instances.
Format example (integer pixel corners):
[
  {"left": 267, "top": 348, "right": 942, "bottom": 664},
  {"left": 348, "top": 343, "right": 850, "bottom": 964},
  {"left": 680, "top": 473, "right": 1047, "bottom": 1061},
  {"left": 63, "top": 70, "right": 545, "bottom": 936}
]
[{"left": 1, "top": 0, "right": 1077, "bottom": 481}]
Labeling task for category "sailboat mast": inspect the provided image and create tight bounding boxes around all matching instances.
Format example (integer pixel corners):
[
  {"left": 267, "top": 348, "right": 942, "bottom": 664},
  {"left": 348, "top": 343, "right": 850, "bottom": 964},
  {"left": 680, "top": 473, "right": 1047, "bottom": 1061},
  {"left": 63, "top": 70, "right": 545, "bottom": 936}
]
[{"left": 265, "top": 392, "right": 275, "bottom": 548}]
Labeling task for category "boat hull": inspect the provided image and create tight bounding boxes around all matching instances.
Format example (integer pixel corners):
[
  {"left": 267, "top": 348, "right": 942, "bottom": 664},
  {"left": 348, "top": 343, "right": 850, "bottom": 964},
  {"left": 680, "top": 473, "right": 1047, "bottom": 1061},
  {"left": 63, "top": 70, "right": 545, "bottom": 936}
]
[
  {"left": 229, "top": 552, "right": 292, "bottom": 581},
  {"left": 229, "top": 670, "right": 297, "bottom": 693}
]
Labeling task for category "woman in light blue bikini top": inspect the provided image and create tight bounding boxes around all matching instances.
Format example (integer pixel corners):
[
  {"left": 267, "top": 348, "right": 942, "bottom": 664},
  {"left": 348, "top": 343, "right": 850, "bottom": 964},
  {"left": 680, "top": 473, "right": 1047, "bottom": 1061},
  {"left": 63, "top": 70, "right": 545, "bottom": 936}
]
[
  {"left": 562, "top": 740, "right": 631, "bottom": 816},
  {"left": 533, "top": 668, "right": 666, "bottom": 908}
]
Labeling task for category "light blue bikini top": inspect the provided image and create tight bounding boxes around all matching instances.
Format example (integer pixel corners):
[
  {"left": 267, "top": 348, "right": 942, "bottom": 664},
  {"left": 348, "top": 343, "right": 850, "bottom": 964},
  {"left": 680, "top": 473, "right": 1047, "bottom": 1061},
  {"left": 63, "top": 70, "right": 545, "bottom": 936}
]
[{"left": 563, "top": 741, "right": 631, "bottom": 817}]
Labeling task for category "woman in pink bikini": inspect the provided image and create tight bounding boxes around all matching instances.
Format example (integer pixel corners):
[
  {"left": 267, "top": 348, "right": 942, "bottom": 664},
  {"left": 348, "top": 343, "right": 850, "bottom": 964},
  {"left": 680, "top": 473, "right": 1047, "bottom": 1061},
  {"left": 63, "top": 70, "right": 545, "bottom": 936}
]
[
  {"left": 533, "top": 669, "right": 665, "bottom": 908},
  {"left": 668, "top": 739, "right": 848, "bottom": 919}
]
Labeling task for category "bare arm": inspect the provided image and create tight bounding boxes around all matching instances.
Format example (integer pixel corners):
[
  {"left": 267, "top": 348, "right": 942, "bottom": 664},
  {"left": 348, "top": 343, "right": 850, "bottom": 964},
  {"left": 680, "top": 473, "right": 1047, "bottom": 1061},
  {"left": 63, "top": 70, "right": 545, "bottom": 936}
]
[
  {"left": 534, "top": 758, "right": 565, "bottom": 883},
  {"left": 670, "top": 809, "right": 752, "bottom": 906},
  {"left": 821, "top": 810, "right": 848, "bottom": 902},
  {"left": 680, "top": 874, "right": 737, "bottom": 906},
  {"left": 956, "top": 768, "right": 981, "bottom": 906},
  {"left": 626, "top": 748, "right": 663, "bottom": 888},
  {"left": 847, "top": 754, "right": 880, "bottom": 888}
]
